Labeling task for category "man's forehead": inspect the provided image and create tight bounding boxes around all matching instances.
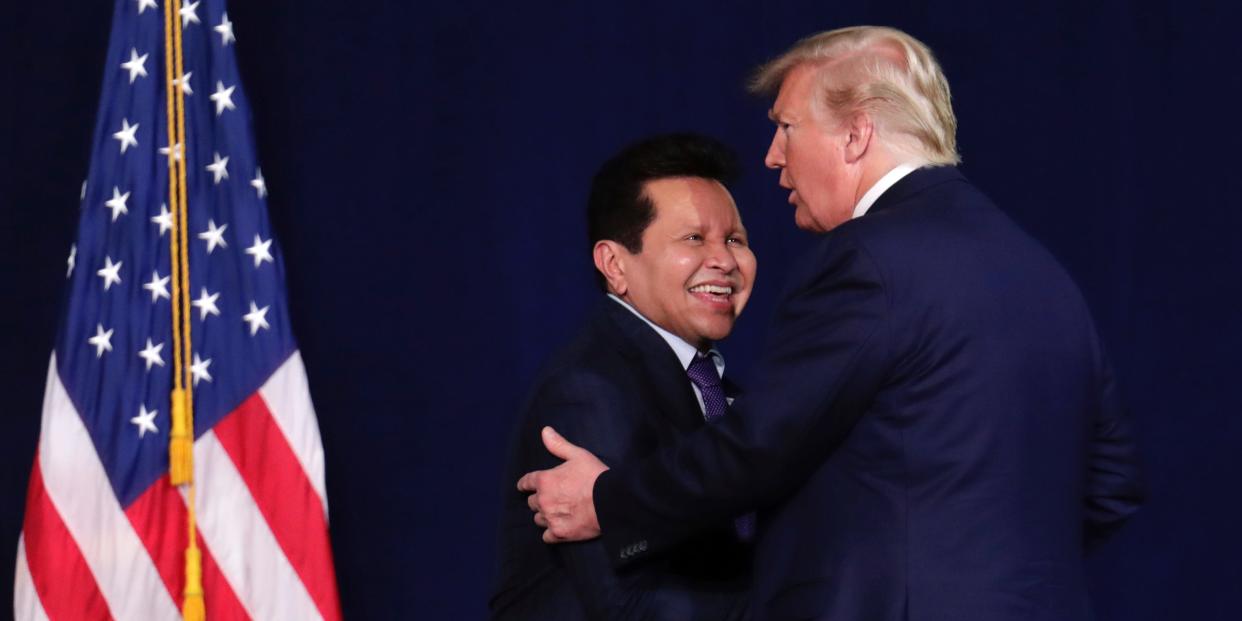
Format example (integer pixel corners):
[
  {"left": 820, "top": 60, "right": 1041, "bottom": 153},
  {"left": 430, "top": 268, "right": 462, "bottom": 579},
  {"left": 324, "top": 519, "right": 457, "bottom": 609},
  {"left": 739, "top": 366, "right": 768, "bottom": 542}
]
[
  {"left": 768, "top": 98, "right": 804, "bottom": 123},
  {"left": 768, "top": 64, "right": 819, "bottom": 118},
  {"left": 768, "top": 99, "right": 795, "bottom": 122},
  {"left": 645, "top": 178, "right": 741, "bottom": 223}
]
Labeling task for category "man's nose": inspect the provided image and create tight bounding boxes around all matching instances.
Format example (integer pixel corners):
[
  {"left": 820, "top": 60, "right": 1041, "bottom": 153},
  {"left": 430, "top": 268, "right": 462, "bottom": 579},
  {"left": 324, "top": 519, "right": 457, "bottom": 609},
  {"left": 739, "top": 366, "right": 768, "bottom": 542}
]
[
  {"left": 764, "top": 130, "right": 785, "bottom": 169},
  {"left": 704, "top": 241, "right": 739, "bottom": 272}
]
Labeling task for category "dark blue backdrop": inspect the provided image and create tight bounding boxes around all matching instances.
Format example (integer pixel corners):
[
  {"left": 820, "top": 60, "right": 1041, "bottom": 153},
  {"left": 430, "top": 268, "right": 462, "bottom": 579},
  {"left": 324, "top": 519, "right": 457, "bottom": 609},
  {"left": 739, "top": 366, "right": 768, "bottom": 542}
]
[{"left": 4, "top": 1, "right": 1240, "bottom": 619}]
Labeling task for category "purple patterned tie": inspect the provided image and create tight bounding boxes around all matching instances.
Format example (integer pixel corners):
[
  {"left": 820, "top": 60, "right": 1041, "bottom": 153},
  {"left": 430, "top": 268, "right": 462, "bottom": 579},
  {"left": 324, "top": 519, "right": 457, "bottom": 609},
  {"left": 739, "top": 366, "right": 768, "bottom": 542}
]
[
  {"left": 686, "top": 354, "right": 728, "bottom": 421},
  {"left": 686, "top": 354, "right": 755, "bottom": 541}
]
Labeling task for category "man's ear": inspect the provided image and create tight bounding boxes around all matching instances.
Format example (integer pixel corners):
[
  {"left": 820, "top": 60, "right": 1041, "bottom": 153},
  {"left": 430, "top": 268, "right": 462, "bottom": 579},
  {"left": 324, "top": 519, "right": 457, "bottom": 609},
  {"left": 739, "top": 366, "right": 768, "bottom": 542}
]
[
  {"left": 843, "top": 111, "right": 875, "bottom": 164},
  {"left": 593, "top": 240, "right": 629, "bottom": 296}
]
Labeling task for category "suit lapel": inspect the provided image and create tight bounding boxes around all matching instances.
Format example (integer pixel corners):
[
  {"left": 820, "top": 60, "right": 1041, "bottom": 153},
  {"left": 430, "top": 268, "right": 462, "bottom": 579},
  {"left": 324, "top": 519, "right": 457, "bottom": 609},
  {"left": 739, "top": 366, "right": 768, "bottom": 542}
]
[{"left": 600, "top": 300, "right": 707, "bottom": 433}]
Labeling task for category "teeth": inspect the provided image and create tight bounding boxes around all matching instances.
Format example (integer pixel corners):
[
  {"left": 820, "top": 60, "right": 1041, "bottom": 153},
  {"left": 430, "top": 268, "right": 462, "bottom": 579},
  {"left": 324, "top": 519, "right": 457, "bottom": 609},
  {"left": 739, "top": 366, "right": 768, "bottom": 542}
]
[{"left": 689, "top": 284, "right": 732, "bottom": 295}]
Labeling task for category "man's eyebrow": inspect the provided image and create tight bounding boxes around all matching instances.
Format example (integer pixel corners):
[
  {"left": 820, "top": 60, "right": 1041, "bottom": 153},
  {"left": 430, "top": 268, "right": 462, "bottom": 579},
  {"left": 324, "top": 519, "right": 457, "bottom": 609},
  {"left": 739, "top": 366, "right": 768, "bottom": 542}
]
[{"left": 767, "top": 109, "right": 779, "bottom": 122}]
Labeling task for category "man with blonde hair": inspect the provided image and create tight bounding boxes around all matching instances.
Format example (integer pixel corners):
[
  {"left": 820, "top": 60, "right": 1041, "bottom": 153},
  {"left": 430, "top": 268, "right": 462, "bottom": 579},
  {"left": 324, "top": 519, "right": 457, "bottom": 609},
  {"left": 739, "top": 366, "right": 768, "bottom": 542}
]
[{"left": 519, "top": 26, "right": 1144, "bottom": 621}]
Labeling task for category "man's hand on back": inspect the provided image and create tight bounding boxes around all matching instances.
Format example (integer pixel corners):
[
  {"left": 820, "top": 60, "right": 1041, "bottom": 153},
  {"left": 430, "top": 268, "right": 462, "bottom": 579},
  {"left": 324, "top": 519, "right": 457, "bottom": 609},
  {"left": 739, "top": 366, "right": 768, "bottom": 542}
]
[{"left": 517, "top": 426, "right": 609, "bottom": 543}]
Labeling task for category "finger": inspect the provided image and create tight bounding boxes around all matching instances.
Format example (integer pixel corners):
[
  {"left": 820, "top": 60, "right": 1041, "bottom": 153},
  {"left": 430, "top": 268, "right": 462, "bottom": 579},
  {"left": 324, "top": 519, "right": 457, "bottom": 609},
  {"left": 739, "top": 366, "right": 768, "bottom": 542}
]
[
  {"left": 527, "top": 493, "right": 539, "bottom": 513},
  {"left": 541, "top": 426, "right": 583, "bottom": 461},
  {"left": 533, "top": 512, "right": 548, "bottom": 528},
  {"left": 516, "top": 471, "right": 539, "bottom": 492},
  {"left": 543, "top": 528, "right": 563, "bottom": 544}
]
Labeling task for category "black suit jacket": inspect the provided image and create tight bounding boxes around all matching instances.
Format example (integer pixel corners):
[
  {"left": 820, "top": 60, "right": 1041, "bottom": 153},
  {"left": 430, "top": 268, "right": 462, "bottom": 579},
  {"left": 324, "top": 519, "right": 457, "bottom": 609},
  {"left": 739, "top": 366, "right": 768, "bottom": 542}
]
[
  {"left": 595, "top": 167, "right": 1145, "bottom": 621},
  {"left": 491, "top": 299, "right": 750, "bottom": 620}
]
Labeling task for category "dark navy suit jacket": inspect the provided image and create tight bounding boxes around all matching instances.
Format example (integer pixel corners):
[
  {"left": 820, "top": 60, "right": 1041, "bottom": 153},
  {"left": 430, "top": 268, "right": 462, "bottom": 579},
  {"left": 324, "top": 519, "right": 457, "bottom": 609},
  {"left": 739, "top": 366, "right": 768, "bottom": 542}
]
[
  {"left": 594, "top": 167, "right": 1144, "bottom": 621},
  {"left": 491, "top": 299, "right": 751, "bottom": 620}
]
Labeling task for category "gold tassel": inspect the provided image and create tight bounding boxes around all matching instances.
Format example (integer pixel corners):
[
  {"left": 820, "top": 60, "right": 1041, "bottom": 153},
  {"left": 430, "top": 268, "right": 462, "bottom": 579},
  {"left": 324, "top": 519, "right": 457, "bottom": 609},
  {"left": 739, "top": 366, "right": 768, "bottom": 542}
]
[
  {"left": 182, "top": 545, "right": 205, "bottom": 621},
  {"left": 169, "top": 388, "right": 192, "bottom": 485}
]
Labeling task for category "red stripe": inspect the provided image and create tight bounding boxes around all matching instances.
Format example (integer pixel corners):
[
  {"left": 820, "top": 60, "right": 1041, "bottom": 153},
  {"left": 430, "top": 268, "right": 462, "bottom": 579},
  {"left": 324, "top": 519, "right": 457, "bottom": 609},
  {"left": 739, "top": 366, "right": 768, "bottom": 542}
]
[
  {"left": 125, "top": 475, "right": 250, "bottom": 620},
  {"left": 214, "top": 393, "right": 342, "bottom": 621},
  {"left": 123, "top": 475, "right": 185, "bottom": 604},
  {"left": 200, "top": 534, "right": 251, "bottom": 621},
  {"left": 21, "top": 455, "right": 114, "bottom": 621}
]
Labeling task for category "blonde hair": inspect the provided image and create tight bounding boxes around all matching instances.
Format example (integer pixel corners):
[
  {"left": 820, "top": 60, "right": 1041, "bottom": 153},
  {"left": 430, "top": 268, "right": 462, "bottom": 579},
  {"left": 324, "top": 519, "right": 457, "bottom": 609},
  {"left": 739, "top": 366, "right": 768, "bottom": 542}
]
[{"left": 751, "top": 26, "right": 960, "bottom": 166}]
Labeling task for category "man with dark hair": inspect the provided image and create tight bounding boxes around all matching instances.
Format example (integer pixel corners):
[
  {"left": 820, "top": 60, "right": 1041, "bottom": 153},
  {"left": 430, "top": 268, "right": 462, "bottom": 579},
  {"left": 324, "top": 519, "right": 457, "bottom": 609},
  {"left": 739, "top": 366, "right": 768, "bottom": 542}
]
[{"left": 490, "top": 133, "right": 756, "bottom": 620}]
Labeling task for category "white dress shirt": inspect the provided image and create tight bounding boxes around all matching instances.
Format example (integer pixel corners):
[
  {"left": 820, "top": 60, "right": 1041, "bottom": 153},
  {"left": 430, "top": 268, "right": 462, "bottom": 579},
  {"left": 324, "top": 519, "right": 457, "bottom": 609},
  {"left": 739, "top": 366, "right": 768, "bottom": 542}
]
[{"left": 852, "top": 161, "right": 922, "bottom": 219}]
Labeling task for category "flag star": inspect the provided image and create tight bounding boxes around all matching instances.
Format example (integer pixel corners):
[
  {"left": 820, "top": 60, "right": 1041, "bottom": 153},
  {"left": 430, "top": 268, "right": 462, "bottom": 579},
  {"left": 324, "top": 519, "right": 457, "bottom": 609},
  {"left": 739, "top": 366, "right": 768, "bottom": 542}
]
[
  {"left": 191, "top": 353, "right": 213, "bottom": 386},
  {"left": 131, "top": 405, "right": 159, "bottom": 437},
  {"left": 206, "top": 152, "right": 229, "bottom": 183},
  {"left": 245, "top": 234, "right": 273, "bottom": 268},
  {"left": 96, "top": 256, "right": 123, "bottom": 291},
  {"left": 215, "top": 12, "right": 235, "bottom": 46},
  {"left": 151, "top": 203, "right": 174, "bottom": 236},
  {"left": 105, "top": 186, "right": 130, "bottom": 222},
  {"left": 243, "top": 301, "right": 271, "bottom": 336},
  {"left": 159, "top": 141, "right": 182, "bottom": 162},
  {"left": 112, "top": 118, "right": 139, "bottom": 154},
  {"left": 66, "top": 244, "right": 76, "bottom": 277},
  {"left": 138, "top": 338, "right": 165, "bottom": 371},
  {"left": 88, "top": 324, "right": 114, "bottom": 358},
  {"left": 191, "top": 287, "right": 221, "bottom": 320},
  {"left": 121, "top": 48, "right": 148, "bottom": 83},
  {"left": 180, "top": 0, "right": 200, "bottom": 27},
  {"left": 251, "top": 168, "right": 267, "bottom": 198},
  {"left": 135, "top": 0, "right": 157, "bottom": 14},
  {"left": 210, "top": 81, "right": 236, "bottom": 116},
  {"left": 172, "top": 71, "right": 193, "bottom": 96},
  {"left": 198, "top": 218, "right": 228, "bottom": 253},
  {"left": 143, "top": 270, "right": 170, "bottom": 302}
]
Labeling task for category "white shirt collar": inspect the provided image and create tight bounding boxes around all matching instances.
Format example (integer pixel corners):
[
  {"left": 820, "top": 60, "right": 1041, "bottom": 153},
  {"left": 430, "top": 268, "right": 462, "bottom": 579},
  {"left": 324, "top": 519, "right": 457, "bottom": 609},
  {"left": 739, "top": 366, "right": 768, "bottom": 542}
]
[
  {"left": 607, "top": 294, "right": 725, "bottom": 376},
  {"left": 852, "top": 161, "right": 922, "bottom": 219}
]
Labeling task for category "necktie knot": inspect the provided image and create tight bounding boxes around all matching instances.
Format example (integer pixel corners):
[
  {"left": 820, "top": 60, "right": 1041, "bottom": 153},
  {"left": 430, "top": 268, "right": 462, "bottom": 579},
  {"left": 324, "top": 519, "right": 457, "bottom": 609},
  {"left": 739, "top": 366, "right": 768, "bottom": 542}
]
[{"left": 686, "top": 354, "right": 722, "bottom": 391}]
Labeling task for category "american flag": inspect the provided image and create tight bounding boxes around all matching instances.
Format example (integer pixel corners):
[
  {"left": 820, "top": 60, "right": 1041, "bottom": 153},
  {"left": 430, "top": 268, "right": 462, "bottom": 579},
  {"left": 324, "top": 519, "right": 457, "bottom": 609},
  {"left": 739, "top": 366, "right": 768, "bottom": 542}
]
[{"left": 13, "top": 0, "right": 342, "bottom": 619}]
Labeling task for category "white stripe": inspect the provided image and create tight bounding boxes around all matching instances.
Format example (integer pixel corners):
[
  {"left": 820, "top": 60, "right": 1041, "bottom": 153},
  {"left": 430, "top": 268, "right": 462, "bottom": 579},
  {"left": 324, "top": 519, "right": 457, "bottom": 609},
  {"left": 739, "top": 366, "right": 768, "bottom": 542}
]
[
  {"left": 13, "top": 535, "right": 51, "bottom": 621},
  {"left": 193, "top": 430, "right": 322, "bottom": 621},
  {"left": 38, "top": 356, "right": 181, "bottom": 620},
  {"left": 257, "top": 351, "right": 329, "bottom": 517}
]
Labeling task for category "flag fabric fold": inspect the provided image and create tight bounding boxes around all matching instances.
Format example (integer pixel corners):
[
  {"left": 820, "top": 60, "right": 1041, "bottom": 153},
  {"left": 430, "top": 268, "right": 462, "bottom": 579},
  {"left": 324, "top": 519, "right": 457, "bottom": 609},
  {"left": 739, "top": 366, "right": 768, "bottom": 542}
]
[{"left": 14, "top": 0, "right": 342, "bottom": 618}]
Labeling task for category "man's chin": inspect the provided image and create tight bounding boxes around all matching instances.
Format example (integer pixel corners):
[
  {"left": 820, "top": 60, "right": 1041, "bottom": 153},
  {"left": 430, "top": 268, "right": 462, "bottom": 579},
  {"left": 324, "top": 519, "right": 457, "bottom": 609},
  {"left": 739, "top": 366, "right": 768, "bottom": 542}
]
[
  {"left": 793, "top": 210, "right": 819, "bottom": 232},
  {"left": 796, "top": 218, "right": 831, "bottom": 234},
  {"left": 691, "top": 317, "right": 738, "bottom": 344}
]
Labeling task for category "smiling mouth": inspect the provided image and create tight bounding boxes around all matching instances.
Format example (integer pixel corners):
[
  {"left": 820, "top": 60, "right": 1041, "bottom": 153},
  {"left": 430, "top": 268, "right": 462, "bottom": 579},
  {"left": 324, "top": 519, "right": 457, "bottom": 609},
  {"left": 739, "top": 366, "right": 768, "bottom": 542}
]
[{"left": 688, "top": 283, "right": 735, "bottom": 306}]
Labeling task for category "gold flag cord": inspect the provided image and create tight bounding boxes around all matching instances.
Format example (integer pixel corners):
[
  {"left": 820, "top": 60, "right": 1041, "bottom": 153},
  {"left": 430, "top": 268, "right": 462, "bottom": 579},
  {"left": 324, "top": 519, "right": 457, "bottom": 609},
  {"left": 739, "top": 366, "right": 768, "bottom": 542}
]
[{"left": 162, "top": 0, "right": 204, "bottom": 618}]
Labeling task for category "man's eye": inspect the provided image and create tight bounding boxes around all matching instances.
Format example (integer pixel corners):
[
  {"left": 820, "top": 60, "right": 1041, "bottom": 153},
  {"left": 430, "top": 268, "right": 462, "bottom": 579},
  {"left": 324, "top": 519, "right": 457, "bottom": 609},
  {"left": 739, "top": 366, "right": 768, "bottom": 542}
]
[
  {"left": 727, "top": 237, "right": 747, "bottom": 246},
  {"left": 685, "top": 234, "right": 703, "bottom": 242}
]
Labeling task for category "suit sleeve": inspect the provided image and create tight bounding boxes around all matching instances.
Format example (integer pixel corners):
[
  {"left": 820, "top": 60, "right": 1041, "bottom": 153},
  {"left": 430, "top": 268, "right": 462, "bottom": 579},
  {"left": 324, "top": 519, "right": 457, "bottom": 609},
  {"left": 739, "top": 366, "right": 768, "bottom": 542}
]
[
  {"left": 595, "top": 232, "right": 893, "bottom": 566},
  {"left": 1084, "top": 348, "right": 1145, "bottom": 547},
  {"left": 530, "top": 372, "right": 747, "bottom": 621}
]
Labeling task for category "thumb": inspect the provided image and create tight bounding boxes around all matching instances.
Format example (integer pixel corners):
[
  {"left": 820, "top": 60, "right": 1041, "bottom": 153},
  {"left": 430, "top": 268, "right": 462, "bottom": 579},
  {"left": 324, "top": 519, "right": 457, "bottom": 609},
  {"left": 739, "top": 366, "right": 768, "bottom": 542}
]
[{"left": 541, "top": 426, "right": 583, "bottom": 461}]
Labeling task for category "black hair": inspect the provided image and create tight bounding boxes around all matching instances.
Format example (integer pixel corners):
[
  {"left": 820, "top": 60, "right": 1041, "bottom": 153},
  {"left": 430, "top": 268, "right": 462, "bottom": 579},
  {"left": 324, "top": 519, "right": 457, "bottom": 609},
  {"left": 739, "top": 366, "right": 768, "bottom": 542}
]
[{"left": 586, "top": 133, "right": 740, "bottom": 291}]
